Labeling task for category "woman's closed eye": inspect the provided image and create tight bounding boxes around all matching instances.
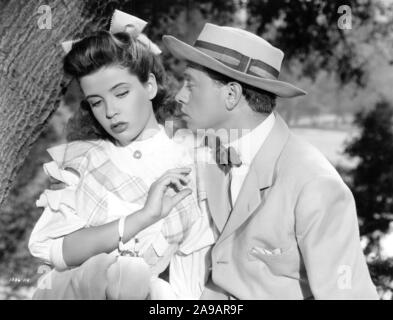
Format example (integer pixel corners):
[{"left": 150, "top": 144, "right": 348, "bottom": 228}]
[
  {"left": 115, "top": 90, "right": 129, "bottom": 98},
  {"left": 89, "top": 99, "right": 102, "bottom": 108}
]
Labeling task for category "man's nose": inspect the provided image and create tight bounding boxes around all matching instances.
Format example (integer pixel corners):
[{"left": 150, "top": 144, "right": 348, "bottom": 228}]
[{"left": 175, "top": 86, "right": 188, "bottom": 105}]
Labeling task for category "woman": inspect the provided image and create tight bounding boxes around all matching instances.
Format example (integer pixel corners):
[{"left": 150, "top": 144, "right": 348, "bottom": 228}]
[{"left": 29, "top": 11, "right": 214, "bottom": 300}]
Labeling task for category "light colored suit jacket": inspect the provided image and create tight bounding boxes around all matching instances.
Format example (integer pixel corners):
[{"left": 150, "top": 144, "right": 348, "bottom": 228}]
[{"left": 200, "top": 114, "right": 378, "bottom": 300}]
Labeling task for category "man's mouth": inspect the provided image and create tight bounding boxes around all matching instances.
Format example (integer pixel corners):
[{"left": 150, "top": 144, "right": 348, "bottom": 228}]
[
  {"left": 180, "top": 112, "right": 191, "bottom": 120},
  {"left": 110, "top": 122, "right": 128, "bottom": 134}
]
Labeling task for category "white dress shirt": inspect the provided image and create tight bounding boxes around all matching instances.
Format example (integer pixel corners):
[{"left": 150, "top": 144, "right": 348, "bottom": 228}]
[{"left": 226, "top": 113, "right": 276, "bottom": 205}]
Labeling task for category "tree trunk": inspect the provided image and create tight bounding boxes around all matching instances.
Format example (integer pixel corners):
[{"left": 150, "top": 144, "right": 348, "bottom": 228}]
[
  {"left": 0, "top": 0, "right": 94, "bottom": 207},
  {"left": 0, "top": 0, "right": 236, "bottom": 208}
]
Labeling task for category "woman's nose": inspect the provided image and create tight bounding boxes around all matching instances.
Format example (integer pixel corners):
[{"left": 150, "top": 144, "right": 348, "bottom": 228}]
[{"left": 105, "top": 101, "right": 120, "bottom": 119}]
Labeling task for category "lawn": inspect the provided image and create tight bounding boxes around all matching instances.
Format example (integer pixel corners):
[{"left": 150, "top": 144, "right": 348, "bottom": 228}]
[{"left": 291, "top": 126, "right": 358, "bottom": 169}]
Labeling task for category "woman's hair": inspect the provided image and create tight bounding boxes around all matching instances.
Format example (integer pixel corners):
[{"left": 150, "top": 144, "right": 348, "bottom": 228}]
[{"left": 63, "top": 30, "right": 174, "bottom": 142}]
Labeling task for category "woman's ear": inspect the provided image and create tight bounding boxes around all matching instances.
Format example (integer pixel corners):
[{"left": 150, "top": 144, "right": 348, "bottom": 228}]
[
  {"left": 146, "top": 73, "right": 158, "bottom": 100},
  {"left": 224, "top": 82, "right": 242, "bottom": 111}
]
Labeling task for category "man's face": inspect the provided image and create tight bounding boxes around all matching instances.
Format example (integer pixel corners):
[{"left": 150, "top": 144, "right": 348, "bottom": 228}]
[{"left": 175, "top": 67, "right": 227, "bottom": 132}]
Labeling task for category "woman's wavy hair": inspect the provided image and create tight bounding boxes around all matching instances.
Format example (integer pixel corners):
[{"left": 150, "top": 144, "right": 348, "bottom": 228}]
[{"left": 63, "top": 30, "right": 174, "bottom": 142}]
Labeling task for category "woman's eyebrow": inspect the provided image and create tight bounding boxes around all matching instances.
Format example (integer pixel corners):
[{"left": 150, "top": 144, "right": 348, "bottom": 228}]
[
  {"left": 85, "top": 94, "right": 101, "bottom": 100},
  {"left": 110, "top": 82, "right": 129, "bottom": 91},
  {"left": 85, "top": 83, "right": 129, "bottom": 99}
]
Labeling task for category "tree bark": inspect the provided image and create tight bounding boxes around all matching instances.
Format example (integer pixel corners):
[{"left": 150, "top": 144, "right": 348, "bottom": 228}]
[
  {"left": 0, "top": 0, "right": 236, "bottom": 208},
  {"left": 0, "top": 0, "right": 94, "bottom": 207}
]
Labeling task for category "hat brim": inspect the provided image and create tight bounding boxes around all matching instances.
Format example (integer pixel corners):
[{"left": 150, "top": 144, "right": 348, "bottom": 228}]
[{"left": 163, "top": 36, "right": 307, "bottom": 98}]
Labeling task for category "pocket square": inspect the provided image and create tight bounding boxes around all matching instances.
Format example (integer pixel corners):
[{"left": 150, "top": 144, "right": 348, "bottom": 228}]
[{"left": 252, "top": 246, "right": 282, "bottom": 256}]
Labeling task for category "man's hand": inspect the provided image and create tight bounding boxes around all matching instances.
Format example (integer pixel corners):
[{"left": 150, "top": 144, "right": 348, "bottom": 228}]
[{"left": 144, "top": 167, "right": 192, "bottom": 222}]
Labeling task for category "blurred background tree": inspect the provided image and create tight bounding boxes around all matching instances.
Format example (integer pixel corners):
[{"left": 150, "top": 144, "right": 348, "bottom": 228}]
[
  {"left": 247, "top": 0, "right": 376, "bottom": 85},
  {"left": 345, "top": 100, "right": 393, "bottom": 234}
]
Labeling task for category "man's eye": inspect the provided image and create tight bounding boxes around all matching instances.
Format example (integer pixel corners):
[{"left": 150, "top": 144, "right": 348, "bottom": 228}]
[
  {"left": 185, "top": 82, "right": 194, "bottom": 90},
  {"left": 116, "top": 91, "right": 129, "bottom": 98}
]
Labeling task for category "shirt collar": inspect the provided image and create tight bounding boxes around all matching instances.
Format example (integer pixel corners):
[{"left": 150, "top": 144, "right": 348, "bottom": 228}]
[{"left": 226, "top": 112, "right": 276, "bottom": 166}]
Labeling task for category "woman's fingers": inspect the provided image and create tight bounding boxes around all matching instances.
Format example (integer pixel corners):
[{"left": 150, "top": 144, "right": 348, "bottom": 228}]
[
  {"left": 158, "top": 173, "right": 191, "bottom": 187},
  {"left": 48, "top": 177, "right": 67, "bottom": 190},
  {"left": 154, "top": 168, "right": 192, "bottom": 191},
  {"left": 162, "top": 167, "right": 192, "bottom": 177},
  {"left": 158, "top": 175, "right": 187, "bottom": 192},
  {"left": 150, "top": 174, "right": 193, "bottom": 218},
  {"left": 169, "top": 188, "right": 192, "bottom": 207}
]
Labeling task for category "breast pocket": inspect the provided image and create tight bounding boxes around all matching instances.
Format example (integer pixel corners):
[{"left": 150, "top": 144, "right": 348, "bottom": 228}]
[{"left": 247, "top": 243, "right": 300, "bottom": 278}]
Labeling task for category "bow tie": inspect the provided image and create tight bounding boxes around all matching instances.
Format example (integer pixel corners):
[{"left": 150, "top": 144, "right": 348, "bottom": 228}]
[{"left": 204, "top": 135, "right": 242, "bottom": 173}]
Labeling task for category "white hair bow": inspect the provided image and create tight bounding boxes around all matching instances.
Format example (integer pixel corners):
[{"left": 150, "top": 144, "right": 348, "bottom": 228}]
[{"left": 61, "top": 9, "right": 162, "bottom": 55}]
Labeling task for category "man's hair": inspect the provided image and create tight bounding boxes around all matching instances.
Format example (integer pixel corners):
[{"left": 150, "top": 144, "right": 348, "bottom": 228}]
[{"left": 187, "top": 62, "right": 276, "bottom": 114}]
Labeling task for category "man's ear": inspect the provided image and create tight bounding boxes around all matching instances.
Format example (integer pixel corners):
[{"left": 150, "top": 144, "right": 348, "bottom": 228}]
[
  {"left": 224, "top": 82, "right": 242, "bottom": 111},
  {"left": 146, "top": 73, "right": 158, "bottom": 100}
]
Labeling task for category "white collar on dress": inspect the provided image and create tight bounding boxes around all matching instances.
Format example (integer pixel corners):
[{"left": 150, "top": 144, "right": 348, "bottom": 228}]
[{"left": 112, "top": 124, "right": 169, "bottom": 156}]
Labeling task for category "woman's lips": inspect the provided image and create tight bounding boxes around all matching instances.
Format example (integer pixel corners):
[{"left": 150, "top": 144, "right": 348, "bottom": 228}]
[{"left": 110, "top": 122, "right": 128, "bottom": 134}]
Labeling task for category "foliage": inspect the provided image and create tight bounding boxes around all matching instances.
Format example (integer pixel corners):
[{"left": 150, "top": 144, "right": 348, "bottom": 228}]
[
  {"left": 368, "top": 256, "right": 393, "bottom": 300},
  {"left": 345, "top": 100, "right": 393, "bottom": 234},
  {"left": 0, "top": 124, "right": 57, "bottom": 280},
  {"left": 247, "top": 0, "right": 377, "bottom": 85}
]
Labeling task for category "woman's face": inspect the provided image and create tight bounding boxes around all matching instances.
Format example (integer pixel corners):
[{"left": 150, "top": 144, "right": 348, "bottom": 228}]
[{"left": 80, "top": 65, "right": 158, "bottom": 146}]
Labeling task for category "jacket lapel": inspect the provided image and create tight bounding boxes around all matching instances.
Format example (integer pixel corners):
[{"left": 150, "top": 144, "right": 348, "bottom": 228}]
[
  {"left": 216, "top": 113, "right": 291, "bottom": 245},
  {"left": 197, "top": 152, "right": 229, "bottom": 232}
]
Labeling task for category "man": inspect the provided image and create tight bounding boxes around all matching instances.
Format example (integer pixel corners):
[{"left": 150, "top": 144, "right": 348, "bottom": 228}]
[{"left": 163, "top": 23, "right": 379, "bottom": 299}]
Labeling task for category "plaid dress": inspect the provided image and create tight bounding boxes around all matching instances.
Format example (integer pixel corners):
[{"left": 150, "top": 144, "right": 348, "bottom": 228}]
[{"left": 30, "top": 127, "right": 202, "bottom": 272}]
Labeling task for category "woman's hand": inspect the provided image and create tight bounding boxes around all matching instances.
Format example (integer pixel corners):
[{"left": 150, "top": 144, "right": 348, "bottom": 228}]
[
  {"left": 143, "top": 167, "right": 192, "bottom": 222},
  {"left": 61, "top": 167, "right": 193, "bottom": 268},
  {"left": 48, "top": 176, "right": 67, "bottom": 190}
]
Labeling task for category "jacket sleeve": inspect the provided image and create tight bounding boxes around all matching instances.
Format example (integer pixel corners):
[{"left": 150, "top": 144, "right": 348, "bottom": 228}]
[{"left": 295, "top": 174, "right": 379, "bottom": 299}]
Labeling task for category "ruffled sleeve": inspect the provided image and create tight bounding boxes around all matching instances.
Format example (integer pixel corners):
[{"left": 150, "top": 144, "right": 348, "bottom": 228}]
[{"left": 28, "top": 141, "right": 99, "bottom": 270}]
